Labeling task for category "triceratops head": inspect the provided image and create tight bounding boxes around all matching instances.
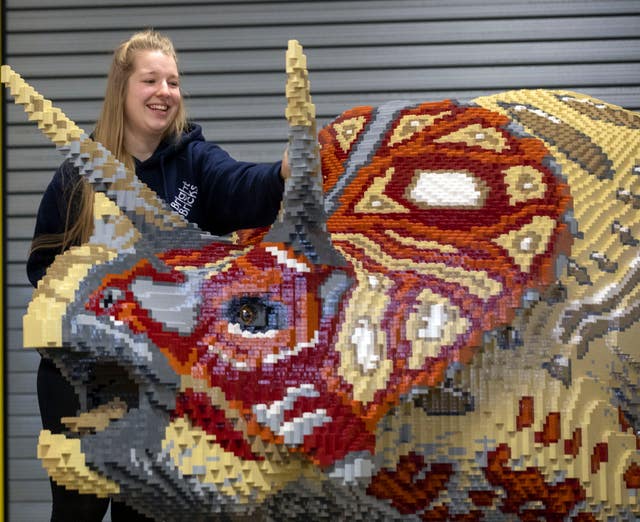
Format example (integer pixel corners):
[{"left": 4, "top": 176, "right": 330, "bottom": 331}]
[
  {"left": 4, "top": 39, "right": 580, "bottom": 519},
  {"left": 5, "top": 41, "right": 356, "bottom": 518}
]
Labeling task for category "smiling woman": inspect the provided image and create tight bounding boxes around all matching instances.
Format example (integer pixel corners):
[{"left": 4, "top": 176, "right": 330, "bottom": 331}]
[{"left": 25, "top": 29, "right": 289, "bottom": 522}]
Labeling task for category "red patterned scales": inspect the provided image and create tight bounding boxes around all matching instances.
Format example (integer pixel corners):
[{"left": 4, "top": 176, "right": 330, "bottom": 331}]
[{"left": 320, "top": 101, "right": 572, "bottom": 415}]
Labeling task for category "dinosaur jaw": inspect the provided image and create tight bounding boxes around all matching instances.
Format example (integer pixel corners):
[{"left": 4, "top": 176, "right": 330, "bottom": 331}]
[
  {"left": 37, "top": 430, "right": 121, "bottom": 497},
  {"left": 35, "top": 359, "right": 146, "bottom": 497},
  {"left": 61, "top": 397, "right": 128, "bottom": 434}
]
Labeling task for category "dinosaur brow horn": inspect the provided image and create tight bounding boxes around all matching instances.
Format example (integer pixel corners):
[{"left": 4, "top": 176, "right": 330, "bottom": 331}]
[
  {"left": 0, "top": 65, "right": 194, "bottom": 234},
  {"left": 265, "top": 41, "right": 346, "bottom": 267}
]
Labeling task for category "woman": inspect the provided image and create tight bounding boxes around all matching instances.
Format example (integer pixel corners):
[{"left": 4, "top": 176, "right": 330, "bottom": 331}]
[{"left": 27, "top": 29, "right": 289, "bottom": 521}]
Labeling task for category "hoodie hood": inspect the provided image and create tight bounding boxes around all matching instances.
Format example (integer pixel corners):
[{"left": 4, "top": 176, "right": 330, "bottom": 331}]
[
  {"left": 136, "top": 123, "right": 205, "bottom": 169},
  {"left": 134, "top": 123, "right": 205, "bottom": 203}
]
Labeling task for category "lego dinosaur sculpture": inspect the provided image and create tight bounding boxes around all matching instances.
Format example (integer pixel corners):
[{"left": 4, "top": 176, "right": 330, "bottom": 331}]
[{"left": 3, "top": 40, "right": 639, "bottom": 520}]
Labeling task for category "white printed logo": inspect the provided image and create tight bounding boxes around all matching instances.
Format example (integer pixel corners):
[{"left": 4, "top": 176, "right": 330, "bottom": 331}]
[{"left": 170, "top": 181, "right": 198, "bottom": 217}]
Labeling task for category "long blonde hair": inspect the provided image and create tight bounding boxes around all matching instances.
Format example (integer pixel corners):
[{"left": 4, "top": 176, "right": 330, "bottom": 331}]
[{"left": 32, "top": 29, "right": 187, "bottom": 253}]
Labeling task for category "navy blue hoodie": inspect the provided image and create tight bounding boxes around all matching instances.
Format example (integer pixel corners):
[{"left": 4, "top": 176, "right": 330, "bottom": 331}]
[{"left": 27, "top": 123, "right": 284, "bottom": 286}]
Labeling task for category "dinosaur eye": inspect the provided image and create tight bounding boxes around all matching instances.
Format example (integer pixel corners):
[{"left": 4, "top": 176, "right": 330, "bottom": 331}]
[
  {"left": 225, "top": 296, "right": 286, "bottom": 334},
  {"left": 239, "top": 303, "right": 258, "bottom": 326},
  {"left": 100, "top": 288, "right": 123, "bottom": 309}
]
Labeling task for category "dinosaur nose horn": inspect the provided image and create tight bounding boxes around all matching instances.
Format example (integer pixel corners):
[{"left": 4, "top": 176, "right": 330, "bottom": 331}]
[{"left": 265, "top": 40, "right": 346, "bottom": 267}]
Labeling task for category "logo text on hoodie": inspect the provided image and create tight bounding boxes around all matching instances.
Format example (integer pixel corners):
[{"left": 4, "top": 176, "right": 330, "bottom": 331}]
[{"left": 171, "top": 181, "right": 198, "bottom": 217}]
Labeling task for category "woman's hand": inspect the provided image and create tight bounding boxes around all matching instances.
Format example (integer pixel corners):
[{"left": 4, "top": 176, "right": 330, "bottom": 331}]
[{"left": 280, "top": 148, "right": 290, "bottom": 180}]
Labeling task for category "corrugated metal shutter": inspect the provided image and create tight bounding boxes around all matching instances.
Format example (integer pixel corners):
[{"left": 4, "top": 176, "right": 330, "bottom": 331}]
[{"left": 4, "top": 1, "right": 639, "bottom": 520}]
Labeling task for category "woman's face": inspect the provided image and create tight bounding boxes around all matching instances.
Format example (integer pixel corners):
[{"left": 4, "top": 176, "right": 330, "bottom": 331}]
[{"left": 124, "top": 50, "right": 181, "bottom": 143}]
